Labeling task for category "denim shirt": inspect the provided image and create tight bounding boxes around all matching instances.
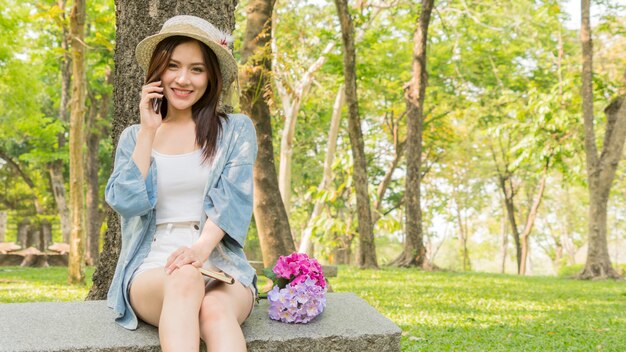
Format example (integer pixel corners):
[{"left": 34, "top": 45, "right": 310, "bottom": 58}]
[{"left": 105, "top": 113, "right": 258, "bottom": 330}]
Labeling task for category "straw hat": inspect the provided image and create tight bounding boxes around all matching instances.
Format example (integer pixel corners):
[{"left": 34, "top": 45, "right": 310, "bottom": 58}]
[{"left": 135, "top": 15, "right": 238, "bottom": 88}]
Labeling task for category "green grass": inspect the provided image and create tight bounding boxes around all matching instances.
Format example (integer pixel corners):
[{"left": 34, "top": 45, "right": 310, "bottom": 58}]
[
  {"left": 332, "top": 266, "right": 626, "bottom": 351},
  {"left": 1, "top": 266, "right": 625, "bottom": 351},
  {"left": 0, "top": 266, "right": 94, "bottom": 303}
]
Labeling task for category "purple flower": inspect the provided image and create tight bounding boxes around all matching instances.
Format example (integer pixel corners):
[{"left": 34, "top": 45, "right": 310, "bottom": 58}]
[{"left": 268, "top": 252, "right": 328, "bottom": 323}]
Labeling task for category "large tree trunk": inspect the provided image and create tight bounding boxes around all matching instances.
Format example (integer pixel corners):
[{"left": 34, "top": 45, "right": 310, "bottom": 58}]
[
  {"left": 577, "top": 0, "right": 625, "bottom": 280},
  {"left": 87, "top": 0, "right": 238, "bottom": 300},
  {"left": 334, "top": 0, "right": 377, "bottom": 269},
  {"left": 390, "top": 0, "right": 434, "bottom": 268},
  {"left": 68, "top": 0, "right": 87, "bottom": 285},
  {"left": 49, "top": 0, "right": 72, "bottom": 245},
  {"left": 240, "top": 0, "right": 296, "bottom": 267},
  {"left": 85, "top": 80, "right": 111, "bottom": 266}
]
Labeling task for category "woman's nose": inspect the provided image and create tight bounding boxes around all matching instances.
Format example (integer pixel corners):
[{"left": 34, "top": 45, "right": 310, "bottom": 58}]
[{"left": 176, "top": 70, "right": 190, "bottom": 85}]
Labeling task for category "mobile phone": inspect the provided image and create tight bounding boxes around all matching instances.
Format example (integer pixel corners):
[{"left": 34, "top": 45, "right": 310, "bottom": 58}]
[
  {"left": 152, "top": 98, "right": 162, "bottom": 114},
  {"left": 198, "top": 268, "right": 235, "bottom": 285}
]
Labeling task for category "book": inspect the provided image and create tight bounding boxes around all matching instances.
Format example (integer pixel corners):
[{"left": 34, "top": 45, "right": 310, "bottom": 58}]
[{"left": 198, "top": 268, "right": 235, "bottom": 285}]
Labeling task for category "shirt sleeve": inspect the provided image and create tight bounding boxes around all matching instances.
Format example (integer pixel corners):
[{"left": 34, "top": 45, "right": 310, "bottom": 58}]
[
  {"left": 204, "top": 116, "right": 258, "bottom": 248},
  {"left": 105, "top": 126, "right": 157, "bottom": 218}
]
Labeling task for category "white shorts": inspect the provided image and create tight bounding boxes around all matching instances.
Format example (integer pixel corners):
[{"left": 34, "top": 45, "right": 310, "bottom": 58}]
[
  {"left": 129, "top": 221, "right": 257, "bottom": 317},
  {"left": 130, "top": 221, "right": 219, "bottom": 284}
]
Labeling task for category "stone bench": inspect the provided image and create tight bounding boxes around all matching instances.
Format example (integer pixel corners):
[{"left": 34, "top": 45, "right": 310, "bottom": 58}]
[{"left": 0, "top": 292, "right": 401, "bottom": 351}]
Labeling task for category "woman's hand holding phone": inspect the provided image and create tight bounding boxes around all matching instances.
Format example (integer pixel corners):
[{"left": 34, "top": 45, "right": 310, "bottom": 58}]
[{"left": 139, "top": 81, "right": 164, "bottom": 132}]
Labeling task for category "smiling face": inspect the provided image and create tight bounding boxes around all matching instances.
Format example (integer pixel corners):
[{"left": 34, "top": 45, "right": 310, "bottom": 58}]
[{"left": 160, "top": 40, "right": 209, "bottom": 115}]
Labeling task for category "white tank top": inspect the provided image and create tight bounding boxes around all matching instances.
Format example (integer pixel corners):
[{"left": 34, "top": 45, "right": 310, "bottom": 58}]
[{"left": 153, "top": 148, "right": 211, "bottom": 224}]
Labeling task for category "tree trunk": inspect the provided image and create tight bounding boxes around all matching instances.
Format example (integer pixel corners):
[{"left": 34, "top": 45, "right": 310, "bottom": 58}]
[
  {"left": 334, "top": 0, "right": 377, "bottom": 269},
  {"left": 68, "top": 0, "right": 87, "bottom": 285},
  {"left": 299, "top": 85, "right": 344, "bottom": 254},
  {"left": 239, "top": 0, "right": 296, "bottom": 268},
  {"left": 499, "top": 206, "right": 508, "bottom": 273},
  {"left": 519, "top": 164, "right": 548, "bottom": 275},
  {"left": 87, "top": 0, "right": 238, "bottom": 300},
  {"left": 500, "top": 175, "right": 522, "bottom": 273},
  {"left": 577, "top": 0, "right": 624, "bottom": 280},
  {"left": 85, "top": 83, "right": 111, "bottom": 266},
  {"left": 49, "top": 0, "right": 72, "bottom": 245},
  {"left": 390, "top": 0, "right": 434, "bottom": 268},
  {"left": 273, "top": 3, "right": 382, "bottom": 216}
]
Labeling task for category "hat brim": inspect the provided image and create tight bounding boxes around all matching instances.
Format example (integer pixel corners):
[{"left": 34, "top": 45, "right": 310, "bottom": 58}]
[{"left": 135, "top": 31, "right": 237, "bottom": 87}]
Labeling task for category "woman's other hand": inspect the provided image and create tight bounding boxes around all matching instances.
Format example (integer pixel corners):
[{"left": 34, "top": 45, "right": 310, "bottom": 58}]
[
  {"left": 165, "top": 245, "right": 208, "bottom": 274},
  {"left": 139, "top": 81, "right": 164, "bottom": 131}
]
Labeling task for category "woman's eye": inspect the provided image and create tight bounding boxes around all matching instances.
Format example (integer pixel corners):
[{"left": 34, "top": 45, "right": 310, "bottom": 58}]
[
  {"left": 167, "top": 63, "right": 178, "bottom": 69},
  {"left": 192, "top": 67, "right": 204, "bottom": 73}
]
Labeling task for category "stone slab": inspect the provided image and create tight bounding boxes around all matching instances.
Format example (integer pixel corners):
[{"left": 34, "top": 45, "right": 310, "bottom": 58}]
[{"left": 0, "top": 292, "right": 400, "bottom": 352}]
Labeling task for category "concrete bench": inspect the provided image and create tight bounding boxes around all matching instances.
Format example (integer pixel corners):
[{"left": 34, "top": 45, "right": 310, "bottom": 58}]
[{"left": 0, "top": 292, "right": 401, "bottom": 351}]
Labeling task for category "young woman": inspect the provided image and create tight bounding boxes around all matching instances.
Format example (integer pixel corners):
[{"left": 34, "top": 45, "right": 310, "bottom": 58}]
[{"left": 105, "top": 15, "right": 257, "bottom": 352}]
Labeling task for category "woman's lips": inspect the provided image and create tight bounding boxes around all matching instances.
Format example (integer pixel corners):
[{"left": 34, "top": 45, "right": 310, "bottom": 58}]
[{"left": 172, "top": 88, "right": 192, "bottom": 97}]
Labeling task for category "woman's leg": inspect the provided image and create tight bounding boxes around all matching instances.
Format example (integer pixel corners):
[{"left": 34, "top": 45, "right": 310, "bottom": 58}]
[
  {"left": 129, "top": 268, "right": 167, "bottom": 326},
  {"left": 129, "top": 264, "right": 206, "bottom": 352},
  {"left": 199, "top": 280, "right": 254, "bottom": 352},
  {"left": 160, "top": 264, "right": 206, "bottom": 352}
]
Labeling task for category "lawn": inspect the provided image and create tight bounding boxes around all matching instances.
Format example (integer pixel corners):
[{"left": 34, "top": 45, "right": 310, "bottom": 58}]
[{"left": 1, "top": 265, "right": 625, "bottom": 351}]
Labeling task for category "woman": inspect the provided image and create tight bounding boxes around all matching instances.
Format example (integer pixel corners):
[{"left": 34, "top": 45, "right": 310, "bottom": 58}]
[{"left": 105, "top": 15, "right": 257, "bottom": 352}]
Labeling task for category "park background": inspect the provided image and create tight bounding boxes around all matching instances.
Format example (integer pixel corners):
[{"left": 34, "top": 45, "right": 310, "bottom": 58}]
[{"left": 0, "top": 0, "right": 626, "bottom": 350}]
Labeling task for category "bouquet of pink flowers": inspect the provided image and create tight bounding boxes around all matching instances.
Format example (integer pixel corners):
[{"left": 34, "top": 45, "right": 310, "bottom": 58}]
[{"left": 265, "top": 252, "right": 327, "bottom": 323}]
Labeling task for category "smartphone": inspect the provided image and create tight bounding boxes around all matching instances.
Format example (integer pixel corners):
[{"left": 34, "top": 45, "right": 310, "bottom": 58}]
[{"left": 152, "top": 98, "right": 162, "bottom": 114}]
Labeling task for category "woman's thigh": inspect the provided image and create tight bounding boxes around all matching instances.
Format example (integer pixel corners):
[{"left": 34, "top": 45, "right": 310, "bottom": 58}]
[
  {"left": 201, "top": 280, "right": 255, "bottom": 325},
  {"left": 129, "top": 268, "right": 167, "bottom": 327}
]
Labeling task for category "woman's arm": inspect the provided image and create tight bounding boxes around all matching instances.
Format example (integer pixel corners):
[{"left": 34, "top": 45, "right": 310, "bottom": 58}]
[{"left": 133, "top": 81, "right": 163, "bottom": 178}]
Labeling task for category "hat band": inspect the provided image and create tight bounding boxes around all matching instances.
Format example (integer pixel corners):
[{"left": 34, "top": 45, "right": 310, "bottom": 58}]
[{"left": 160, "top": 23, "right": 230, "bottom": 50}]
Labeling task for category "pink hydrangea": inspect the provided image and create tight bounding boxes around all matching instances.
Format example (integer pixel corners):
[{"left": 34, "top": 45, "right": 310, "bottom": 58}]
[{"left": 273, "top": 252, "right": 326, "bottom": 288}]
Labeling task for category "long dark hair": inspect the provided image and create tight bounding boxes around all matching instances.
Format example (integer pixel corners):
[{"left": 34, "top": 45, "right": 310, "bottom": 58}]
[{"left": 144, "top": 36, "right": 228, "bottom": 163}]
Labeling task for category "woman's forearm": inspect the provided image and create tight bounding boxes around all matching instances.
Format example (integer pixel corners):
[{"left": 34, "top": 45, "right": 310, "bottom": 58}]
[
  {"left": 194, "top": 218, "right": 226, "bottom": 261},
  {"left": 131, "top": 128, "right": 157, "bottom": 178}
]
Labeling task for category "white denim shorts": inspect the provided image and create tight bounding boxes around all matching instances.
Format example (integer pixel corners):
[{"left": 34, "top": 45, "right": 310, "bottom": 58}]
[
  {"left": 129, "top": 221, "right": 257, "bottom": 317},
  {"left": 130, "top": 221, "right": 219, "bottom": 284}
]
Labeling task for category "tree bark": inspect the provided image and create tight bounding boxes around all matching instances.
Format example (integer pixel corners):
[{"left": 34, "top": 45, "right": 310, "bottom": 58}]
[
  {"left": 334, "top": 0, "right": 377, "bottom": 269},
  {"left": 68, "top": 0, "right": 87, "bottom": 285},
  {"left": 87, "top": 0, "right": 238, "bottom": 300},
  {"left": 390, "top": 0, "right": 434, "bottom": 268},
  {"left": 85, "top": 80, "right": 111, "bottom": 266},
  {"left": 239, "top": 0, "right": 296, "bottom": 268},
  {"left": 577, "top": 0, "right": 624, "bottom": 280}
]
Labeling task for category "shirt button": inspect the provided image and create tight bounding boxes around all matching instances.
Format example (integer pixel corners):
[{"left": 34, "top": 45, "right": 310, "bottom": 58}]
[{"left": 194, "top": 224, "right": 200, "bottom": 230}]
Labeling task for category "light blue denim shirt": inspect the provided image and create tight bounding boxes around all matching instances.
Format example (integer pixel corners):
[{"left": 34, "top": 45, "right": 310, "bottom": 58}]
[{"left": 105, "top": 113, "right": 258, "bottom": 330}]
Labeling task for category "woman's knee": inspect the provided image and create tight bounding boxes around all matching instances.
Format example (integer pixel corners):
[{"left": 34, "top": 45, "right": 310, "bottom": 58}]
[
  {"left": 164, "top": 264, "right": 204, "bottom": 296},
  {"left": 199, "top": 294, "right": 235, "bottom": 327}
]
